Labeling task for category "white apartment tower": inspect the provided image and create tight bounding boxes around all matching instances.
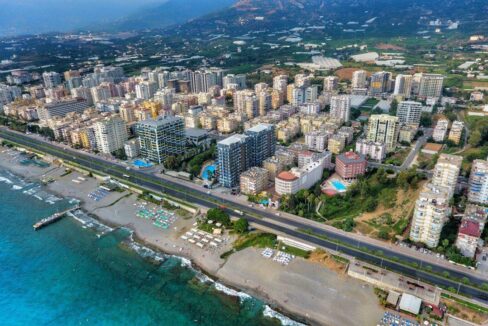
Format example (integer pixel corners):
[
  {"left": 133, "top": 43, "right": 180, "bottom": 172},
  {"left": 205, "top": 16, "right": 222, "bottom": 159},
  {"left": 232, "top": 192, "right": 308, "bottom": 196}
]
[
  {"left": 323, "top": 76, "right": 339, "bottom": 91},
  {"left": 396, "top": 101, "right": 422, "bottom": 126},
  {"left": 366, "top": 114, "right": 400, "bottom": 152},
  {"left": 468, "top": 160, "right": 488, "bottom": 205},
  {"left": 431, "top": 153, "right": 462, "bottom": 198},
  {"left": 415, "top": 73, "right": 444, "bottom": 98},
  {"left": 94, "top": 116, "right": 129, "bottom": 154},
  {"left": 410, "top": 183, "right": 451, "bottom": 248},
  {"left": 433, "top": 118, "right": 449, "bottom": 142},
  {"left": 330, "top": 95, "right": 351, "bottom": 123},
  {"left": 42, "top": 71, "right": 62, "bottom": 89},
  {"left": 352, "top": 70, "right": 368, "bottom": 89},
  {"left": 135, "top": 81, "right": 158, "bottom": 100},
  {"left": 393, "top": 74, "right": 413, "bottom": 98}
]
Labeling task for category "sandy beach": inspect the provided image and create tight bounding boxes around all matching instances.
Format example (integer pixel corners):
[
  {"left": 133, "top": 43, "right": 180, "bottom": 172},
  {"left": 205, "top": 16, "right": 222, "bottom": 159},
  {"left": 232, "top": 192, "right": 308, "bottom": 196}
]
[{"left": 0, "top": 148, "right": 384, "bottom": 325}]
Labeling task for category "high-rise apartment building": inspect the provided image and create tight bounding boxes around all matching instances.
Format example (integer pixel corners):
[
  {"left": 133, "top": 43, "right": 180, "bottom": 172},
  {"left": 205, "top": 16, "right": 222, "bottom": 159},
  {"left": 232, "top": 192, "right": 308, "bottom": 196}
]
[
  {"left": 396, "top": 101, "right": 422, "bottom": 126},
  {"left": 410, "top": 183, "right": 451, "bottom": 248},
  {"left": 217, "top": 124, "right": 276, "bottom": 188},
  {"left": 468, "top": 160, "right": 488, "bottom": 205},
  {"left": 448, "top": 120, "right": 464, "bottom": 145},
  {"left": 415, "top": 73, "right": 444, "bottom": 98},
  {"left": 244, "top": 124, "right": 276, "bottom": 167},
  {"left": 323, "top": 76, "right": 339, "bottom": 91},
  {"left": 305, "top": 131, "right": 328, "bottom": 152},
  {"left": 136, "top": 116, "right": 185, "bottom": 164},
  {"left": 189, "top": 69, "right": 223, "bottom": 93},
  {"left": 135, "top": 81, "right": 158, "bottom": 100},
  {"left": 257, "top": 91, "right": 272, "bottom": 116},
  {"left": 369, "top": 71, "right": 392, "bottom": 96},
  {"left": 330, "top": 95, "right": 351, "bottom": 123},
  {"left": 305, "top": 85, "right": 318, "bottom": 103},
  {"left": 42, "top": 71, "right": 62, "bottom": 89},
  {"left": 93, "top": 116, "right": 129, "bottom": 154},
  {"left": 352, "top": 70, "right": 368, "bottom": 89},
  {"left": 273, "top": 75, "right": 288, "bottom": 93},
  {"left": 433, "top": 118, "right": 449, "bottom": 142},
  {"left": 366, "top": 114, "right": 400, "bottom": 152},
  {"left": 431, "top": 153, "right": 462, "bottom": 197},
  {"left": 393, "top": 74, "right": 413, "bottom": 98},
  {"left": 217, "top": 134, "right": 252, "bottom": 188},
  {"left": 223, "top": 74, "right": 247, "bottom": 89}
]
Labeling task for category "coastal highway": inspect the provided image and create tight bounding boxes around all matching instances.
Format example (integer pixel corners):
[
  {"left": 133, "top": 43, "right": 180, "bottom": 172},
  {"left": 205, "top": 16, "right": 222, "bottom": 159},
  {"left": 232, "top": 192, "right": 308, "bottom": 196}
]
[{"left": 2, "top": 128, "right": 488, "bottom": 301}]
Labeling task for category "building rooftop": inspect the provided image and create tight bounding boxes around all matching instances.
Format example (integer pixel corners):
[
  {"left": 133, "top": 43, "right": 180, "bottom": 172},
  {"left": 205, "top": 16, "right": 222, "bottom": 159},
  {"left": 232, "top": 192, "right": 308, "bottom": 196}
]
[
  {"left": 276, "top": 171, "right": 298, "bottom": 181},
  {"left": 241, "top": 167, "right": 269, "bottom": 179},
  {"left": 139, "top": 116, "right": 182, "bottom": 127},
  {"left": 185, "top": 128, "right": 208, "bottom": 138},
  {"left": 218, "top": 134, "right": 248, "bottom": 146},
  {"left": 246, "top": 123, "right": 273, "bottom": 133},
  {"left": 337, "top": 151, "right": 366, "bottom": 164},
  {"left": 399, "top": 294, "right": 422, "bottom": 315},
  {"left": 437, "top": 153, "right": 463, "bottom": 167},
  {"left": 459, "top": 219, "right": 482, "bottom": 238}
]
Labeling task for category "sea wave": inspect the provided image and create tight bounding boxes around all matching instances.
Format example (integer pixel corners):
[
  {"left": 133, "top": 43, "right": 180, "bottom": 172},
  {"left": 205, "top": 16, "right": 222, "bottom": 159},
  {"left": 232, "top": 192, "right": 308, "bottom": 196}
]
[
  {"left": 213, "top": 282, "right": 252, "bottom": 302},
  {"left": 68, "top": 210, "right": 114, "bottom": 236},
  {"left": 12, "top": 185, "right": 23, "bottom": 190},
  {"left": 263, "top": 306, "right": 307, "bottom": 326},
  {"left": 66, "top": 209, "right": 301, "bottom": 326},
  {"left": 0, "top": 176, "right": 13, "bottom": 184}
]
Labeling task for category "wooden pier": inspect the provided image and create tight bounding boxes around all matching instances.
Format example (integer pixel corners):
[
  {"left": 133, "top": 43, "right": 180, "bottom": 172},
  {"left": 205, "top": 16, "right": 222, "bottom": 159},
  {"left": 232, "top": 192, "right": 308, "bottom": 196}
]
[{"left": 33, "top": 206, "right": 80, "bottom": 230}]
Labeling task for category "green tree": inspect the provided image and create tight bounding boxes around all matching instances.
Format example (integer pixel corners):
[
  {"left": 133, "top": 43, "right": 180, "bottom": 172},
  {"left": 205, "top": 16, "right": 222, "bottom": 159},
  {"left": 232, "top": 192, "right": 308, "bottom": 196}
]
[
  {"left": 111, "top": 149, "right": 127, "bottom": 160},
  {"left": 469, "top": 130, "right": 482, "bottom": 147},
  {"left": 389, "top": 99, "right": 398, "bottom": 116},
  {"left": 206, "top": 208, "right": 231, "bottom": 226},
  {"left": 420, "top": 113, "right": 433, "bottom": 127},
  {"left": 164, "top": 155, "right": 179, "bottom": 170},
  {"left": 234, "top": 218, "right": 249, "bottom": 234},
  {"left": 377, "top": 228, "right": 390, "bottom": 240}
]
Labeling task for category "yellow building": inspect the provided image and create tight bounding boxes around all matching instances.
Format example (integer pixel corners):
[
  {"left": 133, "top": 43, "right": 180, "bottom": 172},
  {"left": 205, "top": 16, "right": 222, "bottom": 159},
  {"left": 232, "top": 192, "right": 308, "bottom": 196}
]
[
  {"left": 240, "top": 167, "right": 269, "bottom": 195},
  {"left": 328, "top": 135, "right": 346, "bottom": 154},
  {"left": 448, "top": 120, "right": 464, "bottom": 145},
  {"left": 142, "top": 101, "right": 162, "bottom": 119}
]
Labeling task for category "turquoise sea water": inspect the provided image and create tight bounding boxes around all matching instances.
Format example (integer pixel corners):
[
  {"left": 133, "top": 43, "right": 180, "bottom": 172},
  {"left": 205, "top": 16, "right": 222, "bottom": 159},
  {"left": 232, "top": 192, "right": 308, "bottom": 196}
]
[{"left": 0, "top": 169, "right": 298, "bottom": 326}]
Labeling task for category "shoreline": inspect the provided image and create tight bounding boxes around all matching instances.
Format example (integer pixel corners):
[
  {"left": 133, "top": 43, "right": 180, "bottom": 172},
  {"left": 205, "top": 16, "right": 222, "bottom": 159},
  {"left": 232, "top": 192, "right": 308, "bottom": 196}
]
[
  {"left": 0, "top": 148, "right": 385, "bottom": 326},
  {"left": 0, "top": 155, "right": 310, "bottom": 326},
  {"left": 74, "top": 207, "right": 310, "bottom": 325}
]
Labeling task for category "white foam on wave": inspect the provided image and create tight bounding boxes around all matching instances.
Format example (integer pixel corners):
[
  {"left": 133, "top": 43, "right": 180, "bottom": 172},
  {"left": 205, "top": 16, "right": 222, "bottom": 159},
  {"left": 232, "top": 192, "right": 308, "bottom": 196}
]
[
  {"left": 213, "top": 282, "right": 252, "bottom": 302},
  {"left": 263, "top": 306, "right": 306, "bottom": 326},
  {"left": 0, "top": 176, "right": 13, "bottom": 184},
  {"left": 12, "top": 185, "right": 22, "bottom": 190}
]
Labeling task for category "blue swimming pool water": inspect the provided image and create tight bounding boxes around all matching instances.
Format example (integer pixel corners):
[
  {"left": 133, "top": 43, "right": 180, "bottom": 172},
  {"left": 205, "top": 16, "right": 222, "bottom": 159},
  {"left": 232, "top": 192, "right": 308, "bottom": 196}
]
[
  {"left": 331, "top": 180, "right": 347, "bottom": 192},
  {"left": 133, "top": 159, "right": 153, "bottom": 168},
  {"left": 202, "top": 165, "right": 216, "bottom": 180}
]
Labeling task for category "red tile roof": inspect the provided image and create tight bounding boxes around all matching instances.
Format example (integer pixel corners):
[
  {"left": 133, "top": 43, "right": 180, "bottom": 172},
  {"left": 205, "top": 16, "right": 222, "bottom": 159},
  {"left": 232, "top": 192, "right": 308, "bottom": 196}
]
[
  {"left": 276, "top": 171, "right": 298, "bottom": 181},
  {"left": 459, "top": 220, "right": 482, "bottom": 238}
]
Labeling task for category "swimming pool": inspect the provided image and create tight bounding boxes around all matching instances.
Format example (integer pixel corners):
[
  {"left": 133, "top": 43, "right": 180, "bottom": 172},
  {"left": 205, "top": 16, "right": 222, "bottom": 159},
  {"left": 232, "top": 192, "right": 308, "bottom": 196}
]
[
  {"left": 133, "top": 160, "right": 154, "bottom": 168},
  {"left": 202, "top": 165, "right": 216, "bottom": 180},
  {"left": 331, "top": 180, "right": 347, "bottom": 192}
]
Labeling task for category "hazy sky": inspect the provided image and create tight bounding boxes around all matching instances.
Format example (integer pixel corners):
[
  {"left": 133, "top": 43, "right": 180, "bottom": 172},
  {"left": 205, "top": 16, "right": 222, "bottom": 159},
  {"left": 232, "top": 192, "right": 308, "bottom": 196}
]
[{"left": 0, "top": 0, "right": 168, "bottom": 35}]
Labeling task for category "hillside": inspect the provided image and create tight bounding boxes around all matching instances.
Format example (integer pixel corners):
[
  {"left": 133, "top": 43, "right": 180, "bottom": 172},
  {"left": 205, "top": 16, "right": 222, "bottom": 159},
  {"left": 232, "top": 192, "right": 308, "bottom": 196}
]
[
  {"left": 172, "top": 0, "right": 488, "bottom": 38},
  {"left": 95, "top": 0, "right": 236, "bottom": 32}
]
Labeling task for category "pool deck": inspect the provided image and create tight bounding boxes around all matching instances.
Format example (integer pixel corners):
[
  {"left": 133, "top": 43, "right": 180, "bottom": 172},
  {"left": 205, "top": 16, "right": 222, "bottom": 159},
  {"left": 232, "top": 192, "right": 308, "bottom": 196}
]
[
  {"left": 132, "top": 160, "right": 154, "bottom": 169},
  {"left": 321, "top": 173, "right": 350, "bottom": 194},
  {"left": 201, "top": 163, "right": 216, "bottom": 181}
]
